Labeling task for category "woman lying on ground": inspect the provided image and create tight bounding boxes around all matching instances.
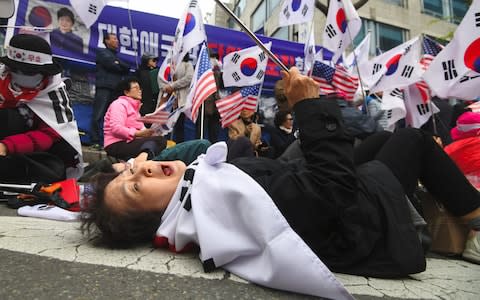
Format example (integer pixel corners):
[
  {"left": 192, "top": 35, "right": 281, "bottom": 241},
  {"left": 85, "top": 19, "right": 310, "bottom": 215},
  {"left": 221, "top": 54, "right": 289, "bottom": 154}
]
[{"left": 81, "top": 68, "right": 480, "bottom": 284}]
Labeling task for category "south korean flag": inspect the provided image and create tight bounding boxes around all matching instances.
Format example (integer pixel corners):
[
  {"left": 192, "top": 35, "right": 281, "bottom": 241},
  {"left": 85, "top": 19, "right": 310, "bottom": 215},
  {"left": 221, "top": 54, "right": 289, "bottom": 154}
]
[
  {"left": 423, "top": 0, "right": 480, "bottom": 100},
  {"left": 70, "top": 0, "right": 106, "bottom": 28},
  {"left": 222, "top": 43, "right": 271, "bottom": 88},
  {"left": 404, "top": 82, "right": 440, "bottom": 128},
  {"left": 381, "top": 88, "right": 407, "bottom": 131},
  {"left": 278, "top": 0, "right": 315, "bottom": 27}
]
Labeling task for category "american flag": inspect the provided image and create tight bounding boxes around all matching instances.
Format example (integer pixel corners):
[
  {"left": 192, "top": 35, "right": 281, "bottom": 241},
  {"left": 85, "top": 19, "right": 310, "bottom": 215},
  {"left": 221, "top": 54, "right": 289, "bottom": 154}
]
[
  {"left": 420, "top": 36, "right": 444, "bottom": 70},
  {"left": 416, "top": 37, "right": 444, "bottom": 103},
  {"left": 188, "top": 44, "right": 217, "bottom": 123},
  {"left": 138, "top": 94, "right": 176, "bottom": 127},
  {"left": 311, "top": 61, "right": 359, "bottom": 101},
  {"left": 216, "top": 84, "right": 260, "bottom": 128}
]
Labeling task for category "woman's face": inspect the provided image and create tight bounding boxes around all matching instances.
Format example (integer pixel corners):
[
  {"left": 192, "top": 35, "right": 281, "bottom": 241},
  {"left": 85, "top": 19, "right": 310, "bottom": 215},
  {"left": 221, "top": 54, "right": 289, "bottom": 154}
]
[
  {"left": 104, "top": 154, "right": 187, "bottom": 214},
  {"left": 125, "top": 82, "right": 142, "bottom": 100},
  {"left": 282, "top": 114, "right": 294, "bottom": 129},
  {"left": 58, "top": 16, "right": 73, "bottom": 33},
  {"left": 147, "top": 58, "right": 157, "bottom": 69}
]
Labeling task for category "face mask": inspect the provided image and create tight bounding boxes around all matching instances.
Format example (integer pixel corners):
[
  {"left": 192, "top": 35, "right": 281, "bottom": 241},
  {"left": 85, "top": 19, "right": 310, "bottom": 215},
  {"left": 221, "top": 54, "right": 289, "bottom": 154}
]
[{"left": 10, "top": 71, "right": 44, "bottom": 89}]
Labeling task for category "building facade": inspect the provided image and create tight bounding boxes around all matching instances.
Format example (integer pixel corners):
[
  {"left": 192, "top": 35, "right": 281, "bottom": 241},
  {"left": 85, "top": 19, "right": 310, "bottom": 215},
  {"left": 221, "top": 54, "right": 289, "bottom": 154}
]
[{"left": 214, "top": 0, "right": 469, "bottom": 53}]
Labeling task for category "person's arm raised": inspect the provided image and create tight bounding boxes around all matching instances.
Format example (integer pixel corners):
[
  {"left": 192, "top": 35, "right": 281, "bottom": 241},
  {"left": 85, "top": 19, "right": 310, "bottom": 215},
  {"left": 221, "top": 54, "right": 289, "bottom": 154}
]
[{"left": 280, "top": 67, "right": 319, "bottom": 108}]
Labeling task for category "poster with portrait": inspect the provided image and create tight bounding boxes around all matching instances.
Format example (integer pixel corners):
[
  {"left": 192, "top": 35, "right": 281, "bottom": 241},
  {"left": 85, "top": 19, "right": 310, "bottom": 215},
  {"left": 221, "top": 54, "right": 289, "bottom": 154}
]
[{"left": 6, "top": 0, "right": 314, "bottom": 95}]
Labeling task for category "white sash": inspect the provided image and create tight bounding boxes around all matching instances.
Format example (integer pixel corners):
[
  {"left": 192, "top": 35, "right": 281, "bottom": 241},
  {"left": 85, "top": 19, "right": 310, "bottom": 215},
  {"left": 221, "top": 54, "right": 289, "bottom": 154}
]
[{"left": 157, "top": 142, "right": 352, "bottom": 299}]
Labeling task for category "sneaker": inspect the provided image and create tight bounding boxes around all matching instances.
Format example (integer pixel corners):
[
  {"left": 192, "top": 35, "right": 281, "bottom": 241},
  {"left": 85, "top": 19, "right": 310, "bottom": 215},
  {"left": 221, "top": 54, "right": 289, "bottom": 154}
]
[{"left": 462, "top": 231, "right": 480, "bottom": 264}]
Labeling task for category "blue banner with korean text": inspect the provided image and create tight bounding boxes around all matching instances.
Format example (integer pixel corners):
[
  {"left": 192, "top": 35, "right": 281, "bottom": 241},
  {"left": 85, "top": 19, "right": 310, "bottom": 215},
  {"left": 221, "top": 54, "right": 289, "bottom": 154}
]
[{"left": 8, "top": 0, "right": 317, "bottom": 94}]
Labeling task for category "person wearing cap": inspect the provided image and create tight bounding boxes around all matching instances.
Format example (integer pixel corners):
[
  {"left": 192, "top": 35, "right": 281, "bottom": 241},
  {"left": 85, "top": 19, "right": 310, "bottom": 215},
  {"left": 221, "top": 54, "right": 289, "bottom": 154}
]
[
  {"left": 134, "top": 53, "right": 159, "bottom": 116},
  {"left": 50, "top": 7, "right": 83, "bottom": 54},
  {"left": 90, "top": 32, "right": 130, "bottom": 149},
  {"left": 0, "top": 33, "right": 83, "bottom": 182}
]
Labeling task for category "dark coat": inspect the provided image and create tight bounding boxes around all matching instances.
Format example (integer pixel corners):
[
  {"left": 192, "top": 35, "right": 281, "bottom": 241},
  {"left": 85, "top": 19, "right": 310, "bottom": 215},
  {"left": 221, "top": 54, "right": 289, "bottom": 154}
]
[
  {"left": 232, "top": 98, "right": 426, "bottom": 278},
  {"left": 95, "top": 48, "right": 130, "bottom": 90},
  {"left": 135, "top": 63, "right": 157, "bottom": 115},
  {"left": 50, "top": 29, "right": 83, "bottom": 54},
  {"left": 337, "top": 99, "right": 381, "bottom": 140},
  {"left": 269, "top": 126, "right": 296, "bottom": 158}
]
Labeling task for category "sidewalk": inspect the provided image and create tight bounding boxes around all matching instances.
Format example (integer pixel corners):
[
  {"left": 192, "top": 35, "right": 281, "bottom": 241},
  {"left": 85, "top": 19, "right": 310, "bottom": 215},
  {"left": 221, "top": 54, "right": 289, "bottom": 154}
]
[{"left": 0, "top": 214, "right": 478, "bottom": 299}]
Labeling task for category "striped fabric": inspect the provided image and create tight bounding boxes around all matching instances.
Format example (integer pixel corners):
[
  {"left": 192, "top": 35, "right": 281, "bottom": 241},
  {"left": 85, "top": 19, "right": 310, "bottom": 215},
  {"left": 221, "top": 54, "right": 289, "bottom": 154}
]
[
  {"left": 216, "top": 85, "right": 260, "bottom": 128},
  {"left": 311, "top": 61, "right": 359, "bottom": 101}
]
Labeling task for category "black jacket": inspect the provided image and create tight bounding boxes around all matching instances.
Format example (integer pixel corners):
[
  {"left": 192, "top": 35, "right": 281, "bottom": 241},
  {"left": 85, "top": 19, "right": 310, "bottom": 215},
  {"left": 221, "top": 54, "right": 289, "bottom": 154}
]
[
  {"left": 95, "top": 48, "right": 130, "bottom": 89},
  {"left": 232, "top": 98, "right": 425, "bottom": 278},
  {"left": 268, "top": 126, "right": 296, "bottom": 158}
]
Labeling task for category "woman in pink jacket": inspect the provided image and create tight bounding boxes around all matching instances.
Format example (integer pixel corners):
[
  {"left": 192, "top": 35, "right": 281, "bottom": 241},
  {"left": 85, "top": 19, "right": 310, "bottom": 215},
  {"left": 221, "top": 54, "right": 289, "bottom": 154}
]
[{"left": 103, "top": 78, "right": 166, "bottom": 160}]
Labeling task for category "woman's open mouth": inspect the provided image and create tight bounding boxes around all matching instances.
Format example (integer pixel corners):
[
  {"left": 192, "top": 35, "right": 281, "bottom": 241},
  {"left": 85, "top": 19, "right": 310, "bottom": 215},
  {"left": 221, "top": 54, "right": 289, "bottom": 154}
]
[{"left": 162, "top": 165, "right": 172, "bottom": 176}]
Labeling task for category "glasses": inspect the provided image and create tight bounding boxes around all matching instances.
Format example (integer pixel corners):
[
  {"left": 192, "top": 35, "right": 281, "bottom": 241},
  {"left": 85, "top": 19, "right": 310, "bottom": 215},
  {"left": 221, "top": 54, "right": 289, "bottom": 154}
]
[{"left": 130, "top": 85, "right": 142, "bottom": 91}]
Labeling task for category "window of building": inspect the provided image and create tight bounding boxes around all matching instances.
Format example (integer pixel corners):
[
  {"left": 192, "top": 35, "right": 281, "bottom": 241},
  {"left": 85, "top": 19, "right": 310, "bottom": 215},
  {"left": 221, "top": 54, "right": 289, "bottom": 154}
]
[
  {"left": 353, "top": 19, "right": 408, "bottom": 55},
  {"left": 267, "top": 0, "right": 283, "bottom": 17},
  {"left": 251, "top": 1, "right": 267, "bottom": 32},
  {"left": 422, "top": 0, "right": 444, "bottom": 18},
  {"left": 384, "top": 0, "right": 406, "bottom": 8},
  {"left": 235, "top": 0, "right": 246, "bottom": 16},
  {"left": 451, "top": 0, "right": 469, "bottom": 24},
  {"left": 378, "top": 23, "right": 406, "bottom": 51},
  {"left": 271, "top": 26, "right": 289, "bottom": 40}
]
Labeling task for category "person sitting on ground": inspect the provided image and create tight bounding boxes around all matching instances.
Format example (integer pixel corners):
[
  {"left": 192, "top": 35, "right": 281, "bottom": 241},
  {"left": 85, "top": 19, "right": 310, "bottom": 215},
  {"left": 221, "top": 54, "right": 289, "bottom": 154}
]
[
  {"left": 103, "top": 78, "right": 166, "bottom": 161},
  {"left": 444, "top": 111, "right": 480, "bottom": 190},
  {"left": 227, "top": 109, "right": 273, "bottom": 158},
  {"left": 269, "top": 110, "right": 296, "bottom": 158},
  {"left": 81, "top": 67, "right": 480, "bottom": 283},
  {"left": 0, "top": 34, "right": 83, "bottom": 183}
]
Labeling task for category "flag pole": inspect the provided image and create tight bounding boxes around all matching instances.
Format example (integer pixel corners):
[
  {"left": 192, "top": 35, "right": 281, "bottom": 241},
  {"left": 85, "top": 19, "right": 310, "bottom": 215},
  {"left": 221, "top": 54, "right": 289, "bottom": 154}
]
[
  {"left": 346, "top": 26, "right": 369, "bottom": 114},
  {"left": 127, "top": 0, "right": 138, "bottom": 69},
  {"left": 428, "top": 100, "right": 438, "bottom": 135},
  {"left": 214, "top": 0, "right": 289, "bottom": 72},
  {"left": 200, "top": 102, "right": 205, "bottom": 139}
]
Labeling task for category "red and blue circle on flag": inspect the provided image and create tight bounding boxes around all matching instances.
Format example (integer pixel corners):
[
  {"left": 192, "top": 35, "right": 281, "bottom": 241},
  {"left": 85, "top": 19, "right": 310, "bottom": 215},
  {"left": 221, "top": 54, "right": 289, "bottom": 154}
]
[
  {"left": 183, "top": 13, "right": 196, "bottom": 36},
  {"left": 385, "top": 54, "right": 402, "bottom": 76},
  {"left": 240, "top": 57, "right": 258, "bottom": 76},
  {"left": 336, "top": 8, "right": 347, "bottom": 33},
  {"left": 291, "top": 0, "right": 302, "bottom": 11},
  {"left": 464, "top": 38, "right": 480, "bottom": 73},
  {"left": 163, "top": 66, "right": 172, "bottom": 82}
]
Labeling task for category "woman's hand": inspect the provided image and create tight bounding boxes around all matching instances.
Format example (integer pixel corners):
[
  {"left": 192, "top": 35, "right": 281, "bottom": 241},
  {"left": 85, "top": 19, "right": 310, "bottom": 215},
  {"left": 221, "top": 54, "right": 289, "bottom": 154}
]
[
  {"left": 135, "top": 128, "right": 154, "bottom": 138},
  {"left": 280, "top": 67, "right": 319, "bottom": 108},
  {"left": 164, "top": 85, "right": 174, "bottom": 94}
]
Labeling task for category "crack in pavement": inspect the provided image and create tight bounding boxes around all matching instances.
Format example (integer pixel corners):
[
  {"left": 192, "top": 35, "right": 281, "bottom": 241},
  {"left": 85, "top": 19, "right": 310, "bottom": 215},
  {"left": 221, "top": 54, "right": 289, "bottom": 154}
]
[{"left": 125, "top": 248, "right": 156, "bottom": 268}]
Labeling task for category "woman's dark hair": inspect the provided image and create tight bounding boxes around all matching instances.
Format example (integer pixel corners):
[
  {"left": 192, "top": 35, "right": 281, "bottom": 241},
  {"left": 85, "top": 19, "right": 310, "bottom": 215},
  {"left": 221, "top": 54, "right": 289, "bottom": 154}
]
[
  {"left": 57, "top": 7, "right": 75, "bottom": 24},
  {"left": 182, "top": 53, "right": 190, "bottom": 62},
  {"left": 112, "top": 77, "right": 140, "bottom": 99},
  {"left": 80, "top": 172, "right": 164, "bottom": 248},
  {"left": 274, "top": 110, "right": 291, "bottom": 128}
]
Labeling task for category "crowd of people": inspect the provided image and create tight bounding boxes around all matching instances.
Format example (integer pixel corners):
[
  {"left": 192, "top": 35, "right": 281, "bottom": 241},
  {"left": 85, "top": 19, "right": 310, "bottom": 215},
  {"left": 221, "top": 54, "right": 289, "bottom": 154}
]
[{"left": 0, "top": 31, "right": 479, "bottom": 297}]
